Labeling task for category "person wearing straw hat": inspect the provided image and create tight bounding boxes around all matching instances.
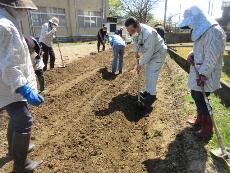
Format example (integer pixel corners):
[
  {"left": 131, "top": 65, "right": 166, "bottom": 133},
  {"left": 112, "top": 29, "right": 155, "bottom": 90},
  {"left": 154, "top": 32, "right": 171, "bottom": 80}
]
[
  {"left": 39, "top": 16, "right": 59, "bottom": 71},
  {"left": 177, "top": 6, "right": 226, "bottom": 140},
  {"left": 0, "top": 0, "right": 44, "bottom": 172}
]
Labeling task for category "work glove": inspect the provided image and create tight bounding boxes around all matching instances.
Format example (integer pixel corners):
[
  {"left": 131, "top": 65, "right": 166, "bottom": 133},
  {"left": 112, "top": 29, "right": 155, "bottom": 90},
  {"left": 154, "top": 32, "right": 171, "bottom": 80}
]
[
  {"left": 16, "top": 84, "right": 44, "bottom": 106},
  {"left": 187, "top": 52, "right": 194, "bottom": 65},
  {"left": 197, "top": 74, "right": 208, "bottom": 86}
]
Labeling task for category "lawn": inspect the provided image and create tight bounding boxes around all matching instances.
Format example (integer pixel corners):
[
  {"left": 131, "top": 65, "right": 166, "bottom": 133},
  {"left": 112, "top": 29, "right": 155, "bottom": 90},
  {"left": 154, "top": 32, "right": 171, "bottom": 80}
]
[{"left": 172, "top": 47, "right": 230, "bottom": 84}]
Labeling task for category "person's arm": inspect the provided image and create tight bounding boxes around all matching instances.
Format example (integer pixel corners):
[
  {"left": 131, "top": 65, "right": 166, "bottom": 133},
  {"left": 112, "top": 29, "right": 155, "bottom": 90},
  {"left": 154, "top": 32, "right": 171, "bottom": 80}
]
[
  {"left": 198, "top": 27, "right": 226, "bottom": 77},
  {"left": 139, "top": 32, "right": 156, "bottom": 65},
  {"left": 109, "top": 36, "right": 113, "bottom": 46},
  {"left": 0, "top": 26, "right": 27, "bottom": 94},
  {"left": 42, "top": 24, "right": 56, "bottom": 38},
  {"left": 99, "top": 30, "right": 103, "bottom": 41}
]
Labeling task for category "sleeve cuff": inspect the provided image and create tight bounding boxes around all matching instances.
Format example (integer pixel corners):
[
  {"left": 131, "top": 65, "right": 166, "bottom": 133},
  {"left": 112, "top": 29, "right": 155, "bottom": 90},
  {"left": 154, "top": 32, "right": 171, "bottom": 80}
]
[{"left": 12, "top": 77, "right": 27, "bottom": 94}]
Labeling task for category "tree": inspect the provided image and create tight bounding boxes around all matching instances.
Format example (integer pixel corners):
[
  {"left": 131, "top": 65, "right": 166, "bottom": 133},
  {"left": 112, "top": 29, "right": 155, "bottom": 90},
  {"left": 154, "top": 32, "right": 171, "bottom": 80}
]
[
  {"left": 121, "top": 0, "right": 161, "bottom": 23},
  {"left": 108, "top": 0, "right": 125, "bottom": 16}
]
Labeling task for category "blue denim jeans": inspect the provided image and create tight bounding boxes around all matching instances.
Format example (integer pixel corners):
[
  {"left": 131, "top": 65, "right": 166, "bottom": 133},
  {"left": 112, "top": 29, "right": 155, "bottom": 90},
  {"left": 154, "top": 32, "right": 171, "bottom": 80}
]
[
  {"left": 191, "top": 90, "right": 210, "bottom": 116},
  {"left": 112, "top": 45, "right": 125, "bottom": 73},
  {"left": 5, "top": 101, "right": 33, "bottom": 133}
]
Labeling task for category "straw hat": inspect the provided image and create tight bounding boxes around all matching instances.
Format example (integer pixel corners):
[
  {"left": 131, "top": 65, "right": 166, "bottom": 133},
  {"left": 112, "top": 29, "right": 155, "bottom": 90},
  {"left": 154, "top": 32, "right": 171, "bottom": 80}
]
[{"left": 49, "top": 17, "right": 59, "bottom": 26}]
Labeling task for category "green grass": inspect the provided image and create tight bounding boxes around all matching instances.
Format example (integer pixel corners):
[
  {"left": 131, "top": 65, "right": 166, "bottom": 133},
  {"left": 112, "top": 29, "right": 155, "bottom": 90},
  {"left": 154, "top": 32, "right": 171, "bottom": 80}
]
[
  {"left": 183, "top": 93, "right": 230, "bottom": 150},
  {"left": 173, "top": 47, "right": 230, "bottom": 84},
  {"left": 208, "top": 95, "right": 230, "bottom": 150}
]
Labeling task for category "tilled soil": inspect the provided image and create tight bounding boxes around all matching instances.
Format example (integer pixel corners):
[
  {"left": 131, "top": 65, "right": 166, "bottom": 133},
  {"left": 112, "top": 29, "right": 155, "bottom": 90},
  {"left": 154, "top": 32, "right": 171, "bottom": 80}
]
[{"left": 0, "top": 46, "right": 217, "bottom": 173}]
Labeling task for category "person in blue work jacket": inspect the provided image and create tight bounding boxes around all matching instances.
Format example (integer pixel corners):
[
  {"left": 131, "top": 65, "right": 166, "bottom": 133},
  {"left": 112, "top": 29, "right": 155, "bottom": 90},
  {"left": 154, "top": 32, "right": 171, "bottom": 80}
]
[{"left": 109, "top": 31, "right": 126, "bottom": 74}]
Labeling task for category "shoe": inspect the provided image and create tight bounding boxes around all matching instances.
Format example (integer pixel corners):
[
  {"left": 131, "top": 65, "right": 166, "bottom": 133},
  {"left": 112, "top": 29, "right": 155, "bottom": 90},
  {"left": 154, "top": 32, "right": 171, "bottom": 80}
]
[
  {"left": 12, "top": 132, "right": 42, "bottom": 173},
  {"left": 140, "top": 91, "right": 149, "bottom": 98},
  {"left": 142, "top": 94, "right": 157, "bottom": 105},
  {"left": 195, "top": 116, "right": 213, "bottom": 140}
]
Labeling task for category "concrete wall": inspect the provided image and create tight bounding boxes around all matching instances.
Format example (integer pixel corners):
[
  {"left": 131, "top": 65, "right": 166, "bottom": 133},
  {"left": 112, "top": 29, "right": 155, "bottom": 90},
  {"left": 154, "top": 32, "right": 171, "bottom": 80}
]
[{"left": 165, "top": 32, "right": 230, "bottom": 44}]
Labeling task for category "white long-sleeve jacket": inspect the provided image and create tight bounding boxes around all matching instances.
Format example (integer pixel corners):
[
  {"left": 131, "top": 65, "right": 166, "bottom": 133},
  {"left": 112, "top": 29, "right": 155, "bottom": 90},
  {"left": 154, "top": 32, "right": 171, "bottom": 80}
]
[
  {"left": 0, "top": 8, "right": 37, "bottom": 108},
  {"left": 39, "top": 22, "right": 55, "bottom": 47},
  {"left": 189, "top": 25, "right": 226, "bottom": 92},
  {"left": 133, "top": 24, "right": 167, "bottom": 66}
]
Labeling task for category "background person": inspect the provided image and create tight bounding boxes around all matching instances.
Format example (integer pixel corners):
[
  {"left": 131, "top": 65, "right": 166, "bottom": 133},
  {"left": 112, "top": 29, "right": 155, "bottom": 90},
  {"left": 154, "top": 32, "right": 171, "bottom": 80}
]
[
  {"left": 39, "top": 17, "right": 59, "bottom": 71},
  {"left": 97, "top": 25, "right": 108, "bottom": 53},
  {"left": 25, "top": 36, "right": 45, "bottom": 93},
  {"left": 109, "top": 31, "right": 126, "bottom": 74}
]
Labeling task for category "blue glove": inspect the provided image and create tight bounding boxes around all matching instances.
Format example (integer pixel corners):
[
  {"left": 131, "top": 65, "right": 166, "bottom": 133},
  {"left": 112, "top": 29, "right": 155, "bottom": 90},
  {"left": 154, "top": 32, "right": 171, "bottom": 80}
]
[{"left": 16, "top": 84, "right": 44, "bottom": 106}]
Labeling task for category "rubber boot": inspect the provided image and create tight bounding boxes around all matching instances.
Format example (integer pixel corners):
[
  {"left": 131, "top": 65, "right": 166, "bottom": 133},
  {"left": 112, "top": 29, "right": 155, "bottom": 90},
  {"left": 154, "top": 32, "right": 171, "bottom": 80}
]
[
  {"left": 97, "top": 42, "right": 100, "bottom": 53},
  {"left": 195, "top": 116, "right": 213, "bottom": 140},
  {"left": 187, "top": 113, "right": 202, "bottom": 127},
  {"left": 12, "top": 132, "right": 42, "bottom": 173},
  {"left": 7, "top": 120, "right": 35, "bottom": 158},
  {"left": 7, "top": 119, "right": 13, "bottom": 158},
  {"left": 38, "top": 75, "right": 45, "bottom": 92}
]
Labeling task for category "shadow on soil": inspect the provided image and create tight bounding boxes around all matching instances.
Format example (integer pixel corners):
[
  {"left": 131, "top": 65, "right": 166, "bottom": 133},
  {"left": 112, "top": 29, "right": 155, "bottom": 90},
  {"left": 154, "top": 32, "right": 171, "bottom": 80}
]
[
  {"left": 98, "top": 67, "right": 118, "bottom": 81},
  {"left": 143, "top": 126, "right": 230, "bottom": 173},
  {"left": 143, "top": 127, "right": 208, "bottom": 173},
  {"left": 95, "top": 92, "right": 153, "bottom": 122}
]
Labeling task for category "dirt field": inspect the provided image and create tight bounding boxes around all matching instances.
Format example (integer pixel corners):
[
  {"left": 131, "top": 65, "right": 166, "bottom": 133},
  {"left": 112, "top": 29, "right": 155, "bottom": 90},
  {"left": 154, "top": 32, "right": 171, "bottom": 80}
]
[{"left": 0, "top": 46, "right": 228, "bottom": 173}]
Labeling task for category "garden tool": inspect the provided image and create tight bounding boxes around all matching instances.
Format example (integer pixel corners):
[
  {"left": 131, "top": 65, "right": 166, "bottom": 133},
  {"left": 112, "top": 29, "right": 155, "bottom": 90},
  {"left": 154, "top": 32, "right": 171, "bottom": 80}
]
[
  {"left": 193, "top": 64, "right": 229, "bottom": 160},
  {"left": 57, "top": 41, "right": 66, "bottom": 68},
  {"left": 55, "top": 32, "right": 66, "bottom": 68},
  {"left": 136, "top": 59, "right": 146, "bottom": 110}
]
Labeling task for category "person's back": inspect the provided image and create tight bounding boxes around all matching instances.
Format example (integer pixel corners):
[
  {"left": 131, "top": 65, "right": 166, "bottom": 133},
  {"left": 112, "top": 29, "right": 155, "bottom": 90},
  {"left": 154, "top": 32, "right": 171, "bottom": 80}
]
[{"left": 109, "top": 35, "right": 126, "bottom": 47}]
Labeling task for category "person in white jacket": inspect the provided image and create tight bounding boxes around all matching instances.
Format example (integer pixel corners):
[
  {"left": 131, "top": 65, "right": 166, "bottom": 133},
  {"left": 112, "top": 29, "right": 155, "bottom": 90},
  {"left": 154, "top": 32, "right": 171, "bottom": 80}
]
[
  {"left": 125, "top": 17, "right": 167, "bottom": 105},
  {"left": 177, "top": 6, "right": 226, "bottom": 140},
  {"left": 0, "top": 0, "right": 44, "bottom": 172},
  {"left": 39, "top": 17, "right": 59, "bottom": 71}
]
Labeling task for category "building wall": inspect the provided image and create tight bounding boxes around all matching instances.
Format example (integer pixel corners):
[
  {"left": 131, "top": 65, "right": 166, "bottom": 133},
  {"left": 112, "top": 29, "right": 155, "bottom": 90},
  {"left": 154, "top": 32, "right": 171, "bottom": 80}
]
[{"left": 21, "top": 0, "right": 108, "bottom": 40}]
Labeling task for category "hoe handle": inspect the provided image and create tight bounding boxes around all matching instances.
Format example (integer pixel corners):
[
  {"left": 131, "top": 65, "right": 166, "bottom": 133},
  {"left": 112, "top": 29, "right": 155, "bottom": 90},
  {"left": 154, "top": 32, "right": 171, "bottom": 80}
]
[
  {"left": 193, "top": 65, "right": 228, "bottom": 156},
  {"left": 136, "top": 59, "right": 141, "bottom": 102}
]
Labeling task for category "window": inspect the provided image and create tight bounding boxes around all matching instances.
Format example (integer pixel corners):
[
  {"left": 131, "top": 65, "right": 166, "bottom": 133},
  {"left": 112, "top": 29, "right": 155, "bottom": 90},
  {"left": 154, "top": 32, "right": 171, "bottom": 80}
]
[
  {"left": 77, "top": 10, "right": 103, "bottom": 28},
  {"left": 30, "top": 7, "right": 67, "bottom": 27}
]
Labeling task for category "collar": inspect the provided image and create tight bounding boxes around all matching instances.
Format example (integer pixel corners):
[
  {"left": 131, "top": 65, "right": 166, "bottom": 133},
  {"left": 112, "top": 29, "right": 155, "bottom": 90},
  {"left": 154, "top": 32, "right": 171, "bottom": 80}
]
[{"left": 0, "top": 8, "right": 19, "bottom": 28}]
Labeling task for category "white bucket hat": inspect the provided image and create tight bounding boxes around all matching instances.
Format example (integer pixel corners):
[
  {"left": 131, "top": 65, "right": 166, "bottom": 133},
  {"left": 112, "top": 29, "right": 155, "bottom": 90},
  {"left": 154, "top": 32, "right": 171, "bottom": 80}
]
[
  {"left": 49, "top": 17, "right": 59, "bottom": 26},
  {"left": 0, "top": 0, "right": 37, "bottom": 10},
  {"left": 177, "top": 6, "right": 217, "bottom": 41}
]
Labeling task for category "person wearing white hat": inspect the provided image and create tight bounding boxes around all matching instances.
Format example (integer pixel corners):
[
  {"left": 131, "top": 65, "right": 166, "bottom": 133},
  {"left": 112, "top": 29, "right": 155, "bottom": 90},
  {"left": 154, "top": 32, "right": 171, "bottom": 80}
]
[
  {"left": 0, "top": 0, "right": 44, "bottom": 172},
  {"left": 177, "top": 6, "right": 226, "bottom": 140},
  {"left": 39, "top": 16, "right": 59, "bottom": 71}
]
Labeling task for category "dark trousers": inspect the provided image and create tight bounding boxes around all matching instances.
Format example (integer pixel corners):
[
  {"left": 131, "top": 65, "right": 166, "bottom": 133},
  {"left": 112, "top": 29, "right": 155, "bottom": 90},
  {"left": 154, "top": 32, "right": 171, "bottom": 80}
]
[
  {"left": 35, "top": 69, "right": 45, "bottom": 92},
  {"left": 40, "top": 42, "right": 55, "bottom": 71},
  {"left": 191, "top": 90, "right": 210, "bottom": 116},
  {"left": 97, "top": 39, "right": 105, "bottom": 52},
  {"left": 5, "top": 102, "right": 32, "bottom": 133}
]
